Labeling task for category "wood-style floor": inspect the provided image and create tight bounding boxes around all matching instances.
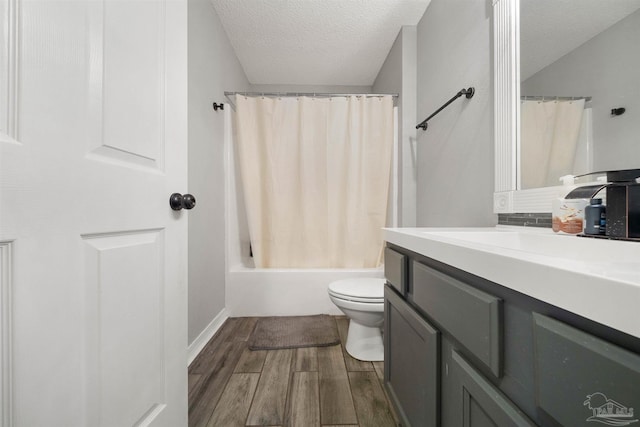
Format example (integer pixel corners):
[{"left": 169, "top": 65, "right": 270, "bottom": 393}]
[{"left": 188, "top": 316, "right": 399, "bottom": 427}]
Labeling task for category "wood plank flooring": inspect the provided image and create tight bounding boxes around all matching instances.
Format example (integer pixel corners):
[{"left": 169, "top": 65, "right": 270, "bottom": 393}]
[{"left": 189, "top": 316, "right": 399, "bottom": 427}]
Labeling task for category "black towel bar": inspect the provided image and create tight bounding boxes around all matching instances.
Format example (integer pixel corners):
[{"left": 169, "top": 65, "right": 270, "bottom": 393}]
[{"left": 416, "top": 87, "right": 475, "bottom": 131}]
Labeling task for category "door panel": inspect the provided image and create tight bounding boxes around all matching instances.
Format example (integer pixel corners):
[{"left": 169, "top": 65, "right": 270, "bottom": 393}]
[
  {"left": 0, "top": 241, "right": 12, "bottom": 427},
  {"left": 0, "top": 0, "right": 187, "bottom": 426},
  {"left": 0, "top": 0, "right": 17, "bottom": 142},
  {"left": 87, "top": 0, "right": 165, "bottom": 169},
  {"left": 83, "top": 230, "right": 166, "bottom": 426}
]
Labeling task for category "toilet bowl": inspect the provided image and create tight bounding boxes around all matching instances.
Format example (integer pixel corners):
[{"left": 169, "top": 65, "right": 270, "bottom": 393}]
[{"left": 328, "top": 278, "right": 385, "bottom": 362}]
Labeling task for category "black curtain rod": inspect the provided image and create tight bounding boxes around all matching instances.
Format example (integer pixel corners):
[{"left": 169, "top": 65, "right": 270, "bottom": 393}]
[{"left": 416, "top": 87, "right": 475, "bottom": 131}]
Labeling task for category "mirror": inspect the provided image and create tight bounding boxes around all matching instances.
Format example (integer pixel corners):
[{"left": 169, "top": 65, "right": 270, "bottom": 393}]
[{"left": 493, "top": 0, "right": 640, "bottom": 212}]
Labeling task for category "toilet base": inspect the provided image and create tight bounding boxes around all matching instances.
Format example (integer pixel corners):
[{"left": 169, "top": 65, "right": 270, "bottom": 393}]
[{"left": 345, "top": 320, "right": 384, "bottom": 362}]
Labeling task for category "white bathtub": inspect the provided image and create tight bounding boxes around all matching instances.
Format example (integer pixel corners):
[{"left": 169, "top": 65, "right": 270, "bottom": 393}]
[{"left": 226, "top": 265, "right": 384, "bottom": 316}]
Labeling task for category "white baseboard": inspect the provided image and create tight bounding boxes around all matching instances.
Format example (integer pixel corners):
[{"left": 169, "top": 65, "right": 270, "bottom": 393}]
[{"left": 187, "top": 308, "right": 229, "bottom": 366}]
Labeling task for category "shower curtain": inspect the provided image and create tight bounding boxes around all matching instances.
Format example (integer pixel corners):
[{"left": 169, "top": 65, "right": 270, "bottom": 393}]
[
  {"left": 520, "top": 99, "right": 585, "bottom": 188},
  {"left": 235, "top": 95, "right": 394, "bottom": 268}
]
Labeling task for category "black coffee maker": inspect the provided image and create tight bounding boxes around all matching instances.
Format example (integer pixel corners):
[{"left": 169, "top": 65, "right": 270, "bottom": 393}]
[{"left": 605, "top": 169, "right": 640, "bottom": 240}]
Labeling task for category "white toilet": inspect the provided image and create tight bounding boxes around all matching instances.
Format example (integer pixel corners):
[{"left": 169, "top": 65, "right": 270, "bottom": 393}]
[{"left": 328, "top": 277, "right": 385, "bottom": 362}]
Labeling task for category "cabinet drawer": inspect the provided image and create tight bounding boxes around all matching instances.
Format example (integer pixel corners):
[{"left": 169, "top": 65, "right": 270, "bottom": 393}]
[
  {"left": 412, "top": 261, "right": 502, "bottom": 377},
  {"left": 384, "top": 286, "right": 439, "bottom": 427},
  {"left": 384, "top": 247, "right": 406, "bottom": 294},
  {"left": 533, "top": 313, "right": 640, "bottom": 426}
]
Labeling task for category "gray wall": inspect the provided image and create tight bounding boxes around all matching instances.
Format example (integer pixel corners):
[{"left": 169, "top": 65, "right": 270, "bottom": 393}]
[
  {"left": 415, "top": 0, "right": 495, "bottom": 226},
  {"left": 188, "top": 0, "right": 250, "bottom": 345},
  {"left": 522, "top": 8, "right": 640, "bottom": 172},
  {"left": 373, "top": 26, "right": 418, "bottom": 227}
]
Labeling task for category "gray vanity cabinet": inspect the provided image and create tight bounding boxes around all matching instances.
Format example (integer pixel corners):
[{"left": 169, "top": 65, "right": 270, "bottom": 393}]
[
  {"left": 384, "top": 285, "right": 440, "bottom": 427},
  {"left": 384, "top": 247, "right": 535, "bottom": 427},
  {"left": 384, "top": 242, "right": 640, "bottom": 426}
]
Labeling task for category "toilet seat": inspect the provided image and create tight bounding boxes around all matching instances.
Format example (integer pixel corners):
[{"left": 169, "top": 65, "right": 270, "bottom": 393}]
[{"left": 328, "top": 278, "right": 385, "bottom": 303}]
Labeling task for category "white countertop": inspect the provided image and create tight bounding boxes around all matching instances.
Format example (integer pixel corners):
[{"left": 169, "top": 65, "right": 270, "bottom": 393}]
[{"left": 384, "top": 226, "right": 640, "bottom": 339}]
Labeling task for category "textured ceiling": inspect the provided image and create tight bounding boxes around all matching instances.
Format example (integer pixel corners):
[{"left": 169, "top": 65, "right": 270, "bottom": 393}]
[
  {"left": 210, "top": 0, "right": 431, "bottom": 86},
  {"left": 521, "top": 0, "right": 640, "bottom": 80}
]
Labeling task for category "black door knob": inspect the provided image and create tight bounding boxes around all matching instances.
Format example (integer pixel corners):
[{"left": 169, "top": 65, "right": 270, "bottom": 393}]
[
  {"left": 170, "top": 193, "right": 196, "bottom": 211},
  {"left": 182, "top": 194, "right": 196, "bottom": 209}
]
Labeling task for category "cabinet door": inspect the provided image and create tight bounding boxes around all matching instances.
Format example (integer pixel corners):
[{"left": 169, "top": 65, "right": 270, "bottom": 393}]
[
  {"left": 384, "top": 286, "right": 440, "bottom": 427},
  {"left": 533, "top": 313, "right": 640, "bottom": 426},
  {"left": 446, "top": 350, "right": 537, "bottom": 427}
]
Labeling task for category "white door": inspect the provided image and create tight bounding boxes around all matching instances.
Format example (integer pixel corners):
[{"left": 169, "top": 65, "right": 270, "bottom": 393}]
[{"left": 0, "top": 0, "right": 188, "bottom": 426}]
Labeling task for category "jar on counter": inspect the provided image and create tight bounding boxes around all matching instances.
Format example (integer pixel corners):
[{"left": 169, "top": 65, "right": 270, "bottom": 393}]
[{"left": 584, "top": 198, "right": 606, "bottom": 235}]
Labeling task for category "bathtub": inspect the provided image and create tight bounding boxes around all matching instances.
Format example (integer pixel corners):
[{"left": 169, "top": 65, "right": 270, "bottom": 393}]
[{"left": 226, "top": 264, "right": 384, "bottom": 316}]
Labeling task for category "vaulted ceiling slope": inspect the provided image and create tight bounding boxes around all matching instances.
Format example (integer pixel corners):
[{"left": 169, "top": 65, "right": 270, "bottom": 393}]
[{"left": 211, "top": 0, "right": 431, "bottom": 86}]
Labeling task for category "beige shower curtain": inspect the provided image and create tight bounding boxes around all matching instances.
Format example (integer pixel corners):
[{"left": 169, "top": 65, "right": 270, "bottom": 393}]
[
  {"left": 235, "top": 95, "right": 394, "bottom": 268},
  {"left": 520, "top": 99, "right": 585, "bottom": 188}
]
